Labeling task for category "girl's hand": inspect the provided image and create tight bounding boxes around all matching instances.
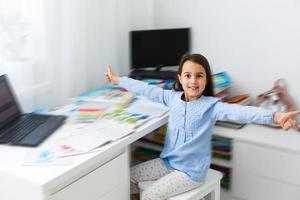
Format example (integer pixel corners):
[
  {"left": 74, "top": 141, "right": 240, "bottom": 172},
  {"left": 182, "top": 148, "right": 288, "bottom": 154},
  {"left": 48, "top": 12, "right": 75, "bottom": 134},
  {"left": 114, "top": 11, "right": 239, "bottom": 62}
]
[
  {"left": 274, "top": 111, "right": 300, "bottom": 131},
  {"left": 105, "top": 65, "right": 120, "bottom": 83}
]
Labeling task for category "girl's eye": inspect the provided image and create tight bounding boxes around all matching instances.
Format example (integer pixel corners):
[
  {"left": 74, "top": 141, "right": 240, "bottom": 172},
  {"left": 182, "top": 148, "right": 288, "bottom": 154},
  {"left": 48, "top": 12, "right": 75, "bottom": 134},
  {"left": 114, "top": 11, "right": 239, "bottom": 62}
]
[
  {"left": 197, "top": 75, "right": 203, "bottom": 78},
  {"left": 185, "top": 74, "right": 191, "bottom": 78}
]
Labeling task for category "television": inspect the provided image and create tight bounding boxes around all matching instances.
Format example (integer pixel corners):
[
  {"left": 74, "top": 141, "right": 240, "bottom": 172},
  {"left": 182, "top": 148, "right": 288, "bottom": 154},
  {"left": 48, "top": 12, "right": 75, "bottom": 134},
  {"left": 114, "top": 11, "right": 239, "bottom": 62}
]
[{"left": 130, "top": 28, "right": 191, "bottom": 70}]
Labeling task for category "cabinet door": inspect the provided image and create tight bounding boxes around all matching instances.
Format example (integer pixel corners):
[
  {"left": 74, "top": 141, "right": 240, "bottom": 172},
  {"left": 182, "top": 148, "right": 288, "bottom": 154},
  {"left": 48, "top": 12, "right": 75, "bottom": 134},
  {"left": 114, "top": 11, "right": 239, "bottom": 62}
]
[
  {"left": 50, "top": 151, "right": 129, "bottom": 200},
  {"left": 232, "top": 141, "right": 300, "bottom": 200}
]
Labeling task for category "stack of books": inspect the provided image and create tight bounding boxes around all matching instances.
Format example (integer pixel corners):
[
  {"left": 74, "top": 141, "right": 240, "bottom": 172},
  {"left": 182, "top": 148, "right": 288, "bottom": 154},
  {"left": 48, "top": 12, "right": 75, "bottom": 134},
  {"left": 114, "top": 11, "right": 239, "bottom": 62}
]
[
  {"left": 211, "top": 135, "right": 233, "bottom": 189},
  {"left": 210, "top": 164, "right": 231, "bottom": 189},
  {"left": 131, "top": 146, "right": 161, "bottom": 165},
  {"left": 213, "top": 72, "right": 231, "bottom": 101},
  {"left": 213, "top": 72, "right": 252, "bottom": 129}
]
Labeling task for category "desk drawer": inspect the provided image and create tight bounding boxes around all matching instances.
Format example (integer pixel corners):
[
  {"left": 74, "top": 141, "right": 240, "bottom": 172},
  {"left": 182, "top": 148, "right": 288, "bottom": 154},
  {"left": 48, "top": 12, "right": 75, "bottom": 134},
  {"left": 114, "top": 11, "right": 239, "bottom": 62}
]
[
  {"left": 50, "top": 151, "right": 129, "bottom": 200},
  {"left": 233, "top": 141, "right": 300, "bottom": 185}
]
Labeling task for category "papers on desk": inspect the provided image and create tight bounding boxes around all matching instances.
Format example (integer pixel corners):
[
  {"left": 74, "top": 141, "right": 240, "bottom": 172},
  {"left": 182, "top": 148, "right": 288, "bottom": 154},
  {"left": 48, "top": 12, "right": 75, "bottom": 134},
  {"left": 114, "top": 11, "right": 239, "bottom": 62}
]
[
  {"left": 23, "top": 119, "right": 133, "bottom": 165},
  {"left": 23, "top": 146, "right": 74, "bottom": 166},
  {"left": 24, "top": 91, "right": 169, "bottom": 165},
  {"left": 56, "top": 119, "right": 133, "bottom": 156}
]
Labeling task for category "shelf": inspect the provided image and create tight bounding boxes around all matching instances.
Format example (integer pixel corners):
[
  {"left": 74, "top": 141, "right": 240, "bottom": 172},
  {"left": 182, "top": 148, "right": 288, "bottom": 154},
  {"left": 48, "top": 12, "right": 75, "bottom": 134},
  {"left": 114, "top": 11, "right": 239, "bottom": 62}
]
[
  {"left": 211, "top": 135, "right": 233, "bottom": 190},
  {"left": 211, "top": 158, "right": 232, "bottom": 168},
  {"left": 132, "top": 141, "right": 163, "bottom": 152}
]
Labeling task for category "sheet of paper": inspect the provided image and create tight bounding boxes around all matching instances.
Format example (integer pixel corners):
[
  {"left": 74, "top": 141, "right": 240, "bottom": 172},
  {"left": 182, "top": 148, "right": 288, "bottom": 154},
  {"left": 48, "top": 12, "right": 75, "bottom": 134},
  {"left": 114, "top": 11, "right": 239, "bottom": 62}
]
[
  {"left": 23, "top": 147, "right": 73, "bottom": 166},
  {"left": 54, "top": 119, "right": 133, "bottom": 156},
  {"left": 126, "top": 97, "right": 169, "bottom": 117}
]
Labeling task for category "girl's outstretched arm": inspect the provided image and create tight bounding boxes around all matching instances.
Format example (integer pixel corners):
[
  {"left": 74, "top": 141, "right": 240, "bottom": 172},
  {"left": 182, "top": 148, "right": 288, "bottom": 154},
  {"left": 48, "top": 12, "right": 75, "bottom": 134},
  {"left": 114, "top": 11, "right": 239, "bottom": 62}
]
[
  {"left": 213, "top": 102, "right": 299, "bottom": 132},
  {"left": 105, "top": 65, "right": 120, "bottom": 84},
  {"left": 274, "top": 111, "right": 300, "bottom": 131},
  {"left": 104, "top": 65, "right": 174, "bottom": 106}
]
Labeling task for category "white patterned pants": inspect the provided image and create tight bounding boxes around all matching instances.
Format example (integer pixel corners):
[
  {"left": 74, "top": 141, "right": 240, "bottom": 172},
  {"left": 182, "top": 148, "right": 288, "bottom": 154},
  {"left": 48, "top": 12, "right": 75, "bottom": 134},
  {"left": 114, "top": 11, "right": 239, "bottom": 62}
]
[{"left": 130, "top": 158, "right": 202, "bottom": 200}]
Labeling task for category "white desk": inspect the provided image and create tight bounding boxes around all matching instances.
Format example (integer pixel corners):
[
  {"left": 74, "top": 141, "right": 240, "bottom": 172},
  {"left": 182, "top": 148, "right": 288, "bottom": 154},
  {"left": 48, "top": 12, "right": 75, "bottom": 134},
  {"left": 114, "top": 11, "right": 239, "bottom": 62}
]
[{"left": 0, "top": 114, "right": 168, "bottom": 200}]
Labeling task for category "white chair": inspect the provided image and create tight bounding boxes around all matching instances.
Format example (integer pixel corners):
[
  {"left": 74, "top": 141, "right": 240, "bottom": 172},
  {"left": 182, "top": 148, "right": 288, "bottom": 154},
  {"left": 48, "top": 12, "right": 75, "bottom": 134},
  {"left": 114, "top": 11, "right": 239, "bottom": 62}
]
[{"left": 138, "top": 169, "right": 223, "bottom": 200}]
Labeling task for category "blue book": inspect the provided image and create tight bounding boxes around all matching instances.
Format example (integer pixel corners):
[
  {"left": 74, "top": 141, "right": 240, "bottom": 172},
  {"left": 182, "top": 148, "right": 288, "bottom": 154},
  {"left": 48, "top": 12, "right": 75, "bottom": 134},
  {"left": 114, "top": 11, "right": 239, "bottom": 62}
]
[{"left": 213, "top": 72, "right": 231, "bottom": 88}]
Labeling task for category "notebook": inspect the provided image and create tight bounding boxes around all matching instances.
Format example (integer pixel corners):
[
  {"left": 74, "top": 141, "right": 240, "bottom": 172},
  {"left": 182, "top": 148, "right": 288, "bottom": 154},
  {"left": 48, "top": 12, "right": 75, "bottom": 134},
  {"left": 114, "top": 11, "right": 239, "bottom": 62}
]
[{"left": 0, "top": 74, "right": 66, "bottom": 147}]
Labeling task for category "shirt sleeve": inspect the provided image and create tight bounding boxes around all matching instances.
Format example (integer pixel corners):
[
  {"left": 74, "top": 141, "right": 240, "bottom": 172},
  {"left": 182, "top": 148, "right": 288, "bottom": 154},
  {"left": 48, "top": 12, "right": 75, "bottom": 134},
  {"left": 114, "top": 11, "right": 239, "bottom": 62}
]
[
  {"left": 213, "top": 101, "right": 275, "bottom": 124},
  {"left": 118, "top": 77, "right": 174, "bottom": 107}
]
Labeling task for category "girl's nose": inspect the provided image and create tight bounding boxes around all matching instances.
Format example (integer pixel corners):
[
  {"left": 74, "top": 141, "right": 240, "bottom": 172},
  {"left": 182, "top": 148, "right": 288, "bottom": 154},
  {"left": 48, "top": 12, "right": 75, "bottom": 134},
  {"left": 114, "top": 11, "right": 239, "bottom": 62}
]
[{"left": 190, "top": 76, "right": 197, "bottom": 83}]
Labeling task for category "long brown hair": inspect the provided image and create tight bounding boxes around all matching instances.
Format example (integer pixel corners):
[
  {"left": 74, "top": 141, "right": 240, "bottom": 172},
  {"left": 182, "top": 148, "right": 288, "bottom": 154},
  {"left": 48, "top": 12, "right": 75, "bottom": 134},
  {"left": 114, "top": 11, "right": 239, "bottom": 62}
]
[{"left": 173, "top": 53, "right": 214, "bottom": 96}]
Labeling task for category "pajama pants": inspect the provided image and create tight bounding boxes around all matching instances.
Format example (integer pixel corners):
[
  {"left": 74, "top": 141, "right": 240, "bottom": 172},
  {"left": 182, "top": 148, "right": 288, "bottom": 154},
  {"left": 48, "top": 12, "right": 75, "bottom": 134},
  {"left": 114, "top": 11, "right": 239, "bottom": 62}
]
[{"left": 130, "top": 158, "right": 202, "bottom": 200}]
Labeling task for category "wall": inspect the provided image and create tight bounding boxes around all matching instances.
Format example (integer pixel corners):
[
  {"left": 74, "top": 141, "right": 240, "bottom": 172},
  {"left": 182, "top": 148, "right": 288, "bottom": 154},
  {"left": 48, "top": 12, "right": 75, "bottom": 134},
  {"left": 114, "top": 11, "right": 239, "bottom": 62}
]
[
  {"left": 152, "top": 0, "right": 300, "bottom": 108},
  {"left": 116, "top": 0, "right": 154, "bottom": 76}
]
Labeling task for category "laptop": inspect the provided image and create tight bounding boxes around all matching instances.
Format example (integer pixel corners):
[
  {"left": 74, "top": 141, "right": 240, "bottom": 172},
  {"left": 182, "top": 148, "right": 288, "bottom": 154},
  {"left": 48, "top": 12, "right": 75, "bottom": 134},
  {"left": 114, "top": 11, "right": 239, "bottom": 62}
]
[{"left": 0, "top": 74, "right": 66, "bottom": 147}]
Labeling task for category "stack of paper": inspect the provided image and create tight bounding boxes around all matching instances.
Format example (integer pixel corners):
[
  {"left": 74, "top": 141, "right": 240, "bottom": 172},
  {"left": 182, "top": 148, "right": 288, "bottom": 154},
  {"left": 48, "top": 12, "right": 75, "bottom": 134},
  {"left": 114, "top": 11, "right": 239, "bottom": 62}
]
[
  {"left": 79, "top": 85, "right": 135, "bottom": 108},
  {"left": 73, "top": 102, "right": 110, "bottom": 123}
]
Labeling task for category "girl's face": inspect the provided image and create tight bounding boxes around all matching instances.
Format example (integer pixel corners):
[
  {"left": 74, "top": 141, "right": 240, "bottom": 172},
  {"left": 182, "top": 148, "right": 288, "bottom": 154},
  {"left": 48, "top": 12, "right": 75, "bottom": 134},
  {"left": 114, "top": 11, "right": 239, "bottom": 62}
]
[{"left": 178, "top": 60, "right": 207, "bottom": 101}]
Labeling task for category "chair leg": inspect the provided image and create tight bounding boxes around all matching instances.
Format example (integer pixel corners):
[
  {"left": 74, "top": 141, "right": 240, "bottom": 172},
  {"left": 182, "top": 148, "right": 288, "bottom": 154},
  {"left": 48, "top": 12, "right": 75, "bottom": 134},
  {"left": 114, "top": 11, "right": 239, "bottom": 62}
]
[{"left": 209, "top": 181, "right": 220, "bottom": 200}]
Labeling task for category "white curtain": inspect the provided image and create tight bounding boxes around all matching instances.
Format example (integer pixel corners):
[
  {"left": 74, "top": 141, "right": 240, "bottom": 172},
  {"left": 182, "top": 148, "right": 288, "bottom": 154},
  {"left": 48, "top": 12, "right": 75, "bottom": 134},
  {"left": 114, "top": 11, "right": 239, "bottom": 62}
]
[
  {"left": 0, "top": 0, "right": 150, "bottom": 112},
  {"left": 0, "top": 0, "right": 97, "bottom": 112},
  {"left": 0, "top": 0, "right": 48, "bottom": 111}
]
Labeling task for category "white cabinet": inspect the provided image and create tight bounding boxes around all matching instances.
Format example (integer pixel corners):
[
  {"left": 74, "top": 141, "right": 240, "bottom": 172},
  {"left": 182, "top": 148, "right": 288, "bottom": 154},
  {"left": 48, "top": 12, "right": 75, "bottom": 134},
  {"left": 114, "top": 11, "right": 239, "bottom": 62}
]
[
  {"left": 232, "top": 141, "right": 300, "bottom": 200},
  {"left": 50, "top": 151, "right": 130, "bottom": 200},
  {"left": 213, "top": 125, "right": 300, "bottom": 200}
]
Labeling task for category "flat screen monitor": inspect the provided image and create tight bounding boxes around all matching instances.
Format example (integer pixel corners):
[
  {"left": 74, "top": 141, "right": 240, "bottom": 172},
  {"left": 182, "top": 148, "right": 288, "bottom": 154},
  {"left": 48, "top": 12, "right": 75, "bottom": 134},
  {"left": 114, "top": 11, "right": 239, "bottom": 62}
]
[{"left": 130, "top": 28, "right": 190, "bottom": 69}]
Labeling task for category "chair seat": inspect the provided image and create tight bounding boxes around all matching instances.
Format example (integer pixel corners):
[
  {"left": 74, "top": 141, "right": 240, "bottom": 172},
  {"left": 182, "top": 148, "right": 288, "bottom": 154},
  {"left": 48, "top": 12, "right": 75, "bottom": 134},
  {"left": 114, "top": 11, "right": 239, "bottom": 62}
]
[{"left": 138, "top": 169, "right": 223, "bottom": 200}]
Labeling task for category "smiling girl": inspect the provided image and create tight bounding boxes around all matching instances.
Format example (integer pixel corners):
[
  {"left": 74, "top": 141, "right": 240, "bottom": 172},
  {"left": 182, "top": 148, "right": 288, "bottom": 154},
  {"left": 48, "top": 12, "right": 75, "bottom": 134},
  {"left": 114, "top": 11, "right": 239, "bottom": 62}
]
[{"left": 105, "top": 53, "right": 299, "bottom": 200}]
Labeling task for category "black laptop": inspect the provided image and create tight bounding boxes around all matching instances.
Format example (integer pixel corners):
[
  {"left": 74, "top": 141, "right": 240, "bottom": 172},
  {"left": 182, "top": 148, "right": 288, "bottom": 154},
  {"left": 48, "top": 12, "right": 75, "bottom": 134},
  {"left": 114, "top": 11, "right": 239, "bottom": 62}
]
[{"left": 0, "top": 74, "right": 66, "bottom": 147}]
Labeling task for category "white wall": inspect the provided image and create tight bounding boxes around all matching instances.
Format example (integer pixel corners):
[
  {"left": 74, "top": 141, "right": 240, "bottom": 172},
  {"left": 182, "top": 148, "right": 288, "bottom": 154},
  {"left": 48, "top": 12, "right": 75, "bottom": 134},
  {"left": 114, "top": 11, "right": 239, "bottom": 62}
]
[
  {"left": 152, "top": 0, "right": 300, "bottom": 108},
  {"left": 116, "top": 0, "right": 154, "bottom": 76}
]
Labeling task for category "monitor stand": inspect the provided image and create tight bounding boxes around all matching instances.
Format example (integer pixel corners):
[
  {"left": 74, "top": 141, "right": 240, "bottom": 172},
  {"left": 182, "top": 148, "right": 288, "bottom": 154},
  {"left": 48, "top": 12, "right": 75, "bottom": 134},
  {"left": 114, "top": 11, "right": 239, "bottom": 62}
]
[{"left": 129, "top": 68, "right": 177, "bottom": 80}]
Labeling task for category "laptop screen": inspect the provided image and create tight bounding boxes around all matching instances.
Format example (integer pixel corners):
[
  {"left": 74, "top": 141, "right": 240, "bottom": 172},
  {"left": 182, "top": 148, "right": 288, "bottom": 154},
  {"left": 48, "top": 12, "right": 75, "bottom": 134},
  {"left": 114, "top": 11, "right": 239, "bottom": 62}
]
[{"left": 0, "top": 75, "right": 22, "bottom": 129}]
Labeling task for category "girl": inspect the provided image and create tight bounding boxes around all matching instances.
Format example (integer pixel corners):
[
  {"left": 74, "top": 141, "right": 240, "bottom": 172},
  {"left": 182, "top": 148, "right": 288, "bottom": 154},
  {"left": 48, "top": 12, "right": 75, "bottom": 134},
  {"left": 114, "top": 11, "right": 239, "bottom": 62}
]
[{"left": 105, "top": 53, "right": 300, "bottom": 200}]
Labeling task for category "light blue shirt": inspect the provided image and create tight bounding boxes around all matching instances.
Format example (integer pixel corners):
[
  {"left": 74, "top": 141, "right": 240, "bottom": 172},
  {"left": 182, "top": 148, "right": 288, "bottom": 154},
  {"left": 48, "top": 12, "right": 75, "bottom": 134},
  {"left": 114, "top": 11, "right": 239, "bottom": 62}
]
[{"left": 119, "top": 77, "right": 274, "bottom": 182}]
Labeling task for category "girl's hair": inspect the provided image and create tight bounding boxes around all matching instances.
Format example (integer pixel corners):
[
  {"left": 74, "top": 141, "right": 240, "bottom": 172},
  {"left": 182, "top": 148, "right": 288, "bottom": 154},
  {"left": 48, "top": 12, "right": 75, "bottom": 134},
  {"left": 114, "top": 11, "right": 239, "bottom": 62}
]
[{"left": 173, "top": 53, "right": 214, "bottom": 96}]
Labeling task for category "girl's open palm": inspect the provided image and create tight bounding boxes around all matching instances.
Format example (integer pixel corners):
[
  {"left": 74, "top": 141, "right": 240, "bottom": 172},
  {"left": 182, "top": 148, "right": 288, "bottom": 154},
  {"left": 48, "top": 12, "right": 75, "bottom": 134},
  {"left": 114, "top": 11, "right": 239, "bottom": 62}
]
[
  {"left": 275, "top": 111, "right": 300, "bottom": 131},
  {"left": 105, "top": 65, "right": 120, "bottom": 83}
]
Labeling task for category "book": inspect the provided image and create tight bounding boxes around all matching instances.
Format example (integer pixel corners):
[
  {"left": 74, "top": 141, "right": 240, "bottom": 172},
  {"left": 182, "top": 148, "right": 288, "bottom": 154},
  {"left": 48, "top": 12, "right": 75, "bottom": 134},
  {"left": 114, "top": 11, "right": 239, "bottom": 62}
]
[
  {"left": 215, "top": 120, "right": 246, "bottom": 129},
  {"left": 225, "top": 94, "right": 251, "bottom": 105},
  {"left": 213, "top": 71, "right": 232, "bottom": 88},
  {"left": 213, "top": 72, "right": 232, "bottom": 101},
  {"left": 214, "top": 86, "right": 230, "bottom": 101},
  {"left": 79, "top": 85, "right": 135, "bottom": 108}
]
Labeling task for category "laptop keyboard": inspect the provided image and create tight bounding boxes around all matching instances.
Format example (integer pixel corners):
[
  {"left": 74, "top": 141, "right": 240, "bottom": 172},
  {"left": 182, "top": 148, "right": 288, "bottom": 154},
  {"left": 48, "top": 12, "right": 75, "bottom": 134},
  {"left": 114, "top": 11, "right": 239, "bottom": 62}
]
[{"left": 0, "top": 117, "right": 47, "bottom": 143}]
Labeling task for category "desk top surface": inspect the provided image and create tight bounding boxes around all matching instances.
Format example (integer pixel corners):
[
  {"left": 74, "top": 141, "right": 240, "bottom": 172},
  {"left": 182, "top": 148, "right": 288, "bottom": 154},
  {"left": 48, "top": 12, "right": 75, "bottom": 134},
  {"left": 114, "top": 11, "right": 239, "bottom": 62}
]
[
  {"left": 0, "top": 114, "right": 168, "bottom": 191},
  {"left": 214, "top": 124, "right": 300, "bottom": 153}
]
